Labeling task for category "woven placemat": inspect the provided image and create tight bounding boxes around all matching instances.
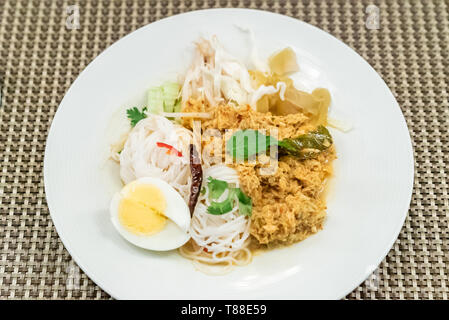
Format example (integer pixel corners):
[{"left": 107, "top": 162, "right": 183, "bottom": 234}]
[{"left": 0, "top": 0, "right": 447, "bottom": 300}]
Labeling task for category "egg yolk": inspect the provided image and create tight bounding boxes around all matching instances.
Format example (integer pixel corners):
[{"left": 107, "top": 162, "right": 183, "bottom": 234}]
[{"left": 118, "top": 184, "right": 167, "bottom": 235}]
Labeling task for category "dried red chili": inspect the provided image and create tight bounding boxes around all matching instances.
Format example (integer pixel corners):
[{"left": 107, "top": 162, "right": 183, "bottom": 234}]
[{"left": 188, "top": 144, "right": 203, "bottom": 216}]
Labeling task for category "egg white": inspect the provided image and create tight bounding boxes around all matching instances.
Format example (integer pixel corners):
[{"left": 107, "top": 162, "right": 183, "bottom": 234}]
[{"left": 110, "top": 177, "right": 191, "bottom": 251}]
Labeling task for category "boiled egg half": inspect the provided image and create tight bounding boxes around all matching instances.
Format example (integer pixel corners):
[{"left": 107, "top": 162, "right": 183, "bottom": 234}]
[{"left": 110, "top": 177, "right": 191, "bottom": 251}]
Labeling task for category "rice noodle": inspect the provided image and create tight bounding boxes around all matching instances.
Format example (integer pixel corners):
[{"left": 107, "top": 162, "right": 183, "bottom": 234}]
[
  {"left": 119, "top": 115, "right": 193, "bottom": 201},
  {"left": 179, "top": 164, "right": 252, "bottom": 274}
]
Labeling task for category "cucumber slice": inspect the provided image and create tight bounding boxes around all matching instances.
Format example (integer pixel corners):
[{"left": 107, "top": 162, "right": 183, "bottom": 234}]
[
  {"left": 147, "top": 82, "right": 181, "bottom": 114},
  {"left": 147, "top": 86, "right": 164, "bottom": 114},
  {"left": 162, "top": 82, "right": 180, "bottom": 113}
]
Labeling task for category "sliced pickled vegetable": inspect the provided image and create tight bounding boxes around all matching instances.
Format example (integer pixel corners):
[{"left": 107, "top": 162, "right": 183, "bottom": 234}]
[
  {"left": 273, "top": 87, "right": 320, "bottom": 116},
  {"left": 249, "top": 70, "right": 268, "bottom": 88},
  {"left": 327, "top": 117, "right": 353, "bottom": 132},
  {"left": 256, "top": 95, "right": 270, "bottom": 113},
  {"left": 268, "top": 47, "right": 299, "bottom": 75},
  {"left": 249, "top": 69, "right": 330, "bottom": 123},
  {"left": 312, "top": 88, "right": 331, "bottom": 106},
  {"left": 312, "top": 88, "right": 331, "bottom": 125},
  {"left": 250, "top": 48, "right": 330, "bottom": 124},
  {"left": 249, "top": 70, "right": 293, "bottom": 89}
]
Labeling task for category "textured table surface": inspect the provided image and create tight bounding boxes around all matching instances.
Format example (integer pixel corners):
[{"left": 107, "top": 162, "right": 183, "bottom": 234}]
[{"left": 0, "top": 0, "right": 448, "bottom": 300}]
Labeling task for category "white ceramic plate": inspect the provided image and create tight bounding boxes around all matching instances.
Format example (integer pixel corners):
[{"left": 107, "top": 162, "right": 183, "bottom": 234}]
[{"left": 44, "top": 9, "right": 413, "bottom": 300}]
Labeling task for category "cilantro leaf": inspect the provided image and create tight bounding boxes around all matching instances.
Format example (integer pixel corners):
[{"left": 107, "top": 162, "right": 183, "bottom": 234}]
[
  {"left": 207, "top": 177, "right": 228, "bottom": 200},
  {"left": 205, "top": 175, "right": 253, "bottom": 216},
  {"left": 207, "top": 197, "right": 234, "bottom": 215},
  {"left": 231, "top": 188, "right": 252, "bottom": 217},
  {"left": 126, "top": 107, "right": 147, "bottom": 127}
]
